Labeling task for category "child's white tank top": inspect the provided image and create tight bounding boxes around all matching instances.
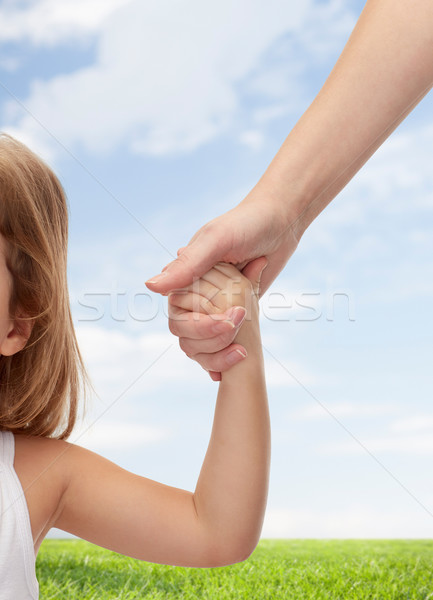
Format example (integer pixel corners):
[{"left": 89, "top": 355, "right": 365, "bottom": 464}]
[{"left": 0, "top": 430, "right": 39, "bottom": 599}]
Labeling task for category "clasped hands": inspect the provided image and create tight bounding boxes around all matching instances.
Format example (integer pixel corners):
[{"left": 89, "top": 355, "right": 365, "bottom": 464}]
[
  {"left": 145, "top": 187, "right": 298, "bottom": 380},
  {"left": 167, "top": 258, "right": 267, "bottom": 380}
]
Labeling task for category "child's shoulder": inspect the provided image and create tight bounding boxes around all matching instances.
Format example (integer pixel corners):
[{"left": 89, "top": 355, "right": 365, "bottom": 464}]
[
  {"left": 13, "top": 433, "right": 136, "bottom": 552},
  {"left": 14, "top": 433, "right": 110, "bottom": 496},
  {"left": 13, "top": 434, "right": 100, "bottom": 552},
  {"left": 14, "top": 433, "right": 71, "bottom": 485}
]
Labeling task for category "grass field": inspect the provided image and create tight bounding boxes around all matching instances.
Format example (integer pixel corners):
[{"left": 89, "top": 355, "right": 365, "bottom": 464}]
[{"left": 36, "top": 539, "right": 433, "bottom": 599}]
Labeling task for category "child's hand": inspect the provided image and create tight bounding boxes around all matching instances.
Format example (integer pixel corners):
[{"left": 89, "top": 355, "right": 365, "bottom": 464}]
[{"left": 168, "top": 257, "right": 267, "bottom": 370}]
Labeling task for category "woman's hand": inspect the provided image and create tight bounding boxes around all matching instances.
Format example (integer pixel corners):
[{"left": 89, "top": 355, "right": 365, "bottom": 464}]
[
  {"left": 147, "top": 184, "right": 296, "bottom": 296},
  {"left": 149, "top": 185, "right": 295, "bottom": 379}
]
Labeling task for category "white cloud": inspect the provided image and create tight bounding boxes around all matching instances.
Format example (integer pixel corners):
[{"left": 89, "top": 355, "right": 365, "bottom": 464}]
[
  {"left": 252, "top": 104, "right": 290, "bottom": 124},
  {"left": 290, "top": 401, "right": 400, "bottom": 421},
  {"left": 263, "top": 354, "right": 316, "bottom": 389},
  {"left": 0, "top": 56, "right": 21, "bottom": 72},
  {"left": 390, "top": 415, "right": 433, "bottom": 433},
  {"left": 68, "top": 228, "right": 175, "bottom": 295},
  {"left": 2, "top": 0, "right": 356, "bottom": 159},
  {"left": 325, "top": 431, "right": 433, "bottom": 457},
  {"left": 353, "top": 125, "right": 433, "bottom": 212},
  {"left": 298, "top": 117, "right": 433, "bottom": 270},
  {"left": 71, "top": 421, "right": 170, "bottom": 453},
  {"left": 238, "top": 130, "right": 264, "bottom": 152},
  {"left": 280, "top": 405, "right": 433, "bottom": 459},
  {"left": 0, "top": 0, "right": 131, "bottom": 45},
  {"left": 74, "top": 323, "right": 201, "bottom": 405},
  {"left": 262, "top": 505, "right": 433, "bottom": 538},
  {"left": 70, "top": 322, "right": 215, "bottom": 456}
]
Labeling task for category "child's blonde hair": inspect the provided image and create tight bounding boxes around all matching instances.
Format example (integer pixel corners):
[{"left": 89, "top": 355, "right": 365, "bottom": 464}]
[{"left": 0, "top": 134, "right": 91, "bottom": 439}]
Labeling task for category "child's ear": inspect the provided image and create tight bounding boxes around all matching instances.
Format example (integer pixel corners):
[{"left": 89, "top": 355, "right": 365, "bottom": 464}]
[{"left": 0, "top": 313, "right": 34, "bottom": 357}]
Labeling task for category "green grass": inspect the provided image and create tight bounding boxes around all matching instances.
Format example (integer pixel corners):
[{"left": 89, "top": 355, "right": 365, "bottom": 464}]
[{"left": 36, "top": 539, "right": 433, "bottom": 599}]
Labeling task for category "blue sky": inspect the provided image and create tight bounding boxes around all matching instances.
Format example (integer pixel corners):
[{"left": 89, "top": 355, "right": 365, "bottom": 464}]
[{"left": 1, "top": 0, "right": 433, "bottom": 539}]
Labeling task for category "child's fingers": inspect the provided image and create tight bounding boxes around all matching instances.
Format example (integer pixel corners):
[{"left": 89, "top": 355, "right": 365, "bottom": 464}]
[
  {"left": 169, "top": 290, "right": 221, "bottom": 315},
  {"left": 176, "top": 262, "right": 244, "bottom": 294},
  {"left": 194, "top": 266, "right": 252, "bottom": 312},
  {"left": 212, "top": 262, "right": 243, "bottom": 278},
  {"left": 200, "top": 262, "right": 241, "bottom": 289},
  {"left": 169, "top": 271, "right": 242, "bottom": 313},
  {"left": 171, "top": 278, "right": 221, "bottom": 303},
  {"left": 168, "top": 304, "right": 238, "bottom": 340},
  {"left": 169, "top": 263, "right": 250, "bottom": 315}
]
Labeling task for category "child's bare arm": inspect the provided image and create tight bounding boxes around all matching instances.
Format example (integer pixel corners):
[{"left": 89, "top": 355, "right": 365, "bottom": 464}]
[
  {"left": 15, "top": 259, "right": 269, "bottom": 567},
  {"left": 168, "top": 259, "right": 270, "bottom": 562}
]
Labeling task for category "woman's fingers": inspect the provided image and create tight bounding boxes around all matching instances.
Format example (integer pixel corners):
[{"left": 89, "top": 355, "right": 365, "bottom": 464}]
[
  {"left": 167, "top": 277, "right": 249, "bottom": 375},
  {"left": 145, "top": 219, "right": 232, "bottom": 293},
  {"left": 168, "top": 303, "right": 248, "bottom": 373},
  {"left": 179, "top": 330, "right": 244, "bottom": 356},
  {"left": 209, "top": 371, "right": 221, "bottom": 382},
  {"left": 168, "top": 304, "right": 245, "bottom": 339},
  {"left": 190, "top": 344, "right": 248, "bottom": 373}
]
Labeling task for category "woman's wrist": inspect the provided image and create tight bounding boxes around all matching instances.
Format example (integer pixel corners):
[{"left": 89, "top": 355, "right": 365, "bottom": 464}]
[
  {"left": 257, "top": 130, "right": 334, "bottom": 242},
  {"left": 242, "top": 160, "right": 315, "bottom": 249}
]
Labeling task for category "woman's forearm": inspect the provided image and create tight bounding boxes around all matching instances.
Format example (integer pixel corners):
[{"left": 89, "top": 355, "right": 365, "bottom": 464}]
[
  {"left": 257, "top": 0, "right": 433, "bottom": 239},
  {"left": 193, "top": 321, "right": 270, "bottom": 565},
  {"left": 148, "top": 0, "right": 433, "bottom": 383}
]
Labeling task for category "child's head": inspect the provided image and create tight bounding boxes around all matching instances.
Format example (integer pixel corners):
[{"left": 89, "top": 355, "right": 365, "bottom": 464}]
[{"left": 0, "top": 133, "right": 90, "bottom": 439}]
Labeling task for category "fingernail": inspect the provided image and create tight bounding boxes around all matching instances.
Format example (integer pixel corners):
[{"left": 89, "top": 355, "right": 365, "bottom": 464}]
[
  {"left": 146, "top": 272, "right": 168, "bottom": 285},
  {"left": 226, "top": 306, "right": 246, "bottom": 328},
  {"left": 226, "top": 348, "right": 247, "bottom": 365}
]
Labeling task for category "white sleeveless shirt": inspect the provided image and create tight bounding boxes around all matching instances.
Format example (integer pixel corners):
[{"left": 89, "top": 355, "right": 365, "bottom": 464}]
[{"left": 0, "top": 431, "right": 39, "bottom": 599}]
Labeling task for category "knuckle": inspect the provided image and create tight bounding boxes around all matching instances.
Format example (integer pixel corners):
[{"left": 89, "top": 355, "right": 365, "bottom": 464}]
[
  {"left": 178, "top": 337, "right": 188, "bottom": 352},
  {"left": 209, "top": 331, "right": 234, "bottom": 351},
  {"left": 168, "top": 319, "right": 179, "bottom": 336},
  {"left": 179, "top": 338, "right": 193, "bottom": 358},
  {"left": 201, "top": 220, "right": 217, "bottom": 238},
  {"left": 175, "top": 252, "right": 192, "bottom": 269},
  {"left": 196, "top": 355, "right": 217, "bottom": 372},
  {"left": 208, "top": 352, "right": 228, "bottom": 372},
  {"left": 179, "top": 341, "right": 192, "bottom": 358},
  {"left": 215, "top": 358, "right": 231, "bottom": 372},
  {"left": 194, "top": 321, "right": 208, "bottom": 338}
]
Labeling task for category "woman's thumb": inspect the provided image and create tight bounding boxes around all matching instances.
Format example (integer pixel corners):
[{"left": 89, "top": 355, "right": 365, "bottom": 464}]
[
  {"left": 145, "top": 235, "right": 222, "bottom": 294},
  {"left": 241, "top": 256, "right": 268, "bottom": 296}
]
